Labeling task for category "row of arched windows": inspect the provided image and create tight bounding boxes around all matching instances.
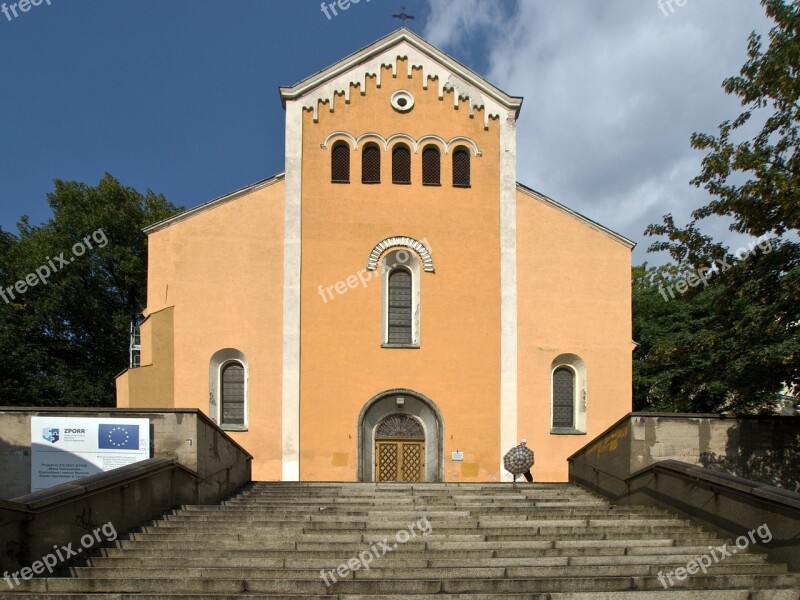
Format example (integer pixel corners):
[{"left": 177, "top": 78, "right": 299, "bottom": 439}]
[{"left": 331, "top": 142, "right": 471, "bottom": 187}]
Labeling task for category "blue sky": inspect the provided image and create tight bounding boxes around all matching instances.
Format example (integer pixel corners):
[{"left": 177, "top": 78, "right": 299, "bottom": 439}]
[{"left": 0, "top": 1, "right": 773, "bottom": 263}]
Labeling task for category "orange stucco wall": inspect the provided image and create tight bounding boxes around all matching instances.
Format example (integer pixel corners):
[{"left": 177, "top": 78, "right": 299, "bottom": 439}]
[
  {"left": 298, "top": 62, "right": 503, "bottom": 481},
  {"left": 124, "top": 183, "right": 286, "bottom": 480},
  {"left": 516, "top": 190, "right": 634, "bottom": 481},
  {"left": 116, "top": 307, "right": 175, "bottom": 409}
]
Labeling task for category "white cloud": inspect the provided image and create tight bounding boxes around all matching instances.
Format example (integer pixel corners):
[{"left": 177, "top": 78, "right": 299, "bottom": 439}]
[
  {"left": 424, "top": 0, "right": 770, "bottom": 263},
  {"left": 423, "top": 0, "right": 517, "bottom": 53}
]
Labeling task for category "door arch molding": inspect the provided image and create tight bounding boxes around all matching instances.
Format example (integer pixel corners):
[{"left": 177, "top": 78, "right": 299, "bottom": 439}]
[{"left": 357, "top": 388, "right": 444, "bottom": 482}]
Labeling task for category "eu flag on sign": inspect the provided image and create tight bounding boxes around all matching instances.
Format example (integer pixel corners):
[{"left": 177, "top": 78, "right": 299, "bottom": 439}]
[{"left": 98, "top": 424, "right": 140, "bottom": 450}]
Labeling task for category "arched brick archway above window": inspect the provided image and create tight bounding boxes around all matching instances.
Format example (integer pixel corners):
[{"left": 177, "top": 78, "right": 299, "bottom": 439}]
[{"left": 367, "top": 236, "right": 435, "bottom": 273}]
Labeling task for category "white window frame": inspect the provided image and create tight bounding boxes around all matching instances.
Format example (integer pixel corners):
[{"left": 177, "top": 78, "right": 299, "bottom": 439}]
[
  {"left": 550, "top": 354, "right": 587, "bottom": 434},
  {"left": 381, "top": 248, "right": 420, "bottom": 348},
  {"left": 209, "top": 348, "right": 249, "bottom": 431}
]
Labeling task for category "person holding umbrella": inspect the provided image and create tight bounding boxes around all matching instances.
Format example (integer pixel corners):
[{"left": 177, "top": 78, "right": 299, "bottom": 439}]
[{"left": 503, "top": 438, "right": 535, "bottom": 482}]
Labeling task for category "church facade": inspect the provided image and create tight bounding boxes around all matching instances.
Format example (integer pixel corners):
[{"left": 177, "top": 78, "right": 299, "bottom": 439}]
[{"left": 116, "top": 29, "right": 635, "bottom": 482}]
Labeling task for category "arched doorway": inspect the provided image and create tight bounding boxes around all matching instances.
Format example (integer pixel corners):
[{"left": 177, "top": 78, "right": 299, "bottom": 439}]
[
  {"left": 375, "top": 415, "right": 425, "bottom": 482},
  {"left": 357, "top": 389, "right": 444, "bottom": 482}
]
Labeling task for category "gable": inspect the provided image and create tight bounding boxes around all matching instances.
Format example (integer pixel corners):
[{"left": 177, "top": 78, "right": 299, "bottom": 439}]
[{"left": 279, "top": 28, "right": 523, "bottom": 129}]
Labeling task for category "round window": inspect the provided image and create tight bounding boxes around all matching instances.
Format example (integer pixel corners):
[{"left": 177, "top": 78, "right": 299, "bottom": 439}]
[{"left": 390, "top": 90, "right": 415, "bottom": 113}]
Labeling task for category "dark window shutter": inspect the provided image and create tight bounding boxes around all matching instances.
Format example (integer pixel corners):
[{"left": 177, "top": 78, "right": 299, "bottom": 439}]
[
  {"left": 392, "top": 145, "right": 411, "bottom": 184},
  {"left": 362, "top": 145, "right": 381, "bottom": 183},
  {"left": 387, "top": 269, "right": 412, "bottom": 344},
  {"left": 452, "top": 148, "right": 471, "bottom": 187},
  {"left": 422, "top": 146, "right": 440, "bottom": 185},
  {"left": 221, "top": 363, "right": 245, "bottom": 426},
  {"left": 552, "top": 368, "right": 575, "bottom": 428},
  {"left": 331, "top": 143, "right": 350, "bottom": 183}
]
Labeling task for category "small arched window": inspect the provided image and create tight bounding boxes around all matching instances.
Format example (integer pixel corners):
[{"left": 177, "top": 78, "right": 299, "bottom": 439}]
[
  {"left": 452, "top": 146, "right": 471, "bottom": 187},
  {"left": 387, "top": 268, "right": 413, "bottom": 344},
  {"left": 331, "top": 142, "right": 350, "bottom": 183},
  {"left": 392, "top": 144, "right": 411, "bottom": 184},
  {"left": 221, "top": 362, "right": 245, "bottom": 427},
  {"left": 422, "top": 145, "right": 441, "bottom": 185},
  {"left": 376, "top": 414, "right": 424, "bottom": 440},
  {"left": 552, "top": 367, "right": 575, "bottom": 429},
  {"left": 362, "top": 143, "right": 381, "bottom": 184}
]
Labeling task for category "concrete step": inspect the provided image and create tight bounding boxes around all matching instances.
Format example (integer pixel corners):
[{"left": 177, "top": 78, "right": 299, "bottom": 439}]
[
  {"left": 132, "top": 520, "right": 700, "bottom": 534},
  {"left": 7, "top": 573, "right": 800, "bottom": 594},
  {"left": 170, "top": 506, "right": 674, "bottom": 516},
  {"left": 110, "top": 531, "right": 725, "bottom": 548},
  {"left": 83, "top": 552, "right": 771, "bottom": 569},
  {"left": 89, "top": 542, "right": 732, "bottom": 560},
  {"left": 68, "top": 561, "right": 788, "bottom": 580},
  {"left": 169, "top": 508, "right": 657, "bottom": 518},
  {"left": 157, "top": 514, "right": 668, "bottom": 524},
  {"left": 4, "top": 591, "right": 800, "bottom": 600},
  {"left": 146, "top": 512, "right": 683, "bottom": 523}
]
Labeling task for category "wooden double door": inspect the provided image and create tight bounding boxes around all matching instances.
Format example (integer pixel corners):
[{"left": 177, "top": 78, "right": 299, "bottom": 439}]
[{"left": 376, "top": 439, "right": 425, "bottom": 482}]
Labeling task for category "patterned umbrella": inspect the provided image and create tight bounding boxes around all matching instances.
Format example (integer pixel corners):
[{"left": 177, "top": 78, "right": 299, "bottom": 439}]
[{"left": 503, "top": 444, "right": 534, "bottom": 474}]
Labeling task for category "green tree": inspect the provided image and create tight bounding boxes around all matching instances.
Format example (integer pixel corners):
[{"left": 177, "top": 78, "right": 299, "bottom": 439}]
[
  {"left": 641, "top": 0, "right": 800, "bottom": 413},
  {"left": 691, "top": 0, "right": 800, "bottom": 238},
  {"left": 0, "top": 174, "right": 181, "bottom": 407},
  {"left": 633, "top": 263, "right": 727, "bottom": 413},
  {"left": 633, "top": 242, "right": 795, "bottom": 413}
]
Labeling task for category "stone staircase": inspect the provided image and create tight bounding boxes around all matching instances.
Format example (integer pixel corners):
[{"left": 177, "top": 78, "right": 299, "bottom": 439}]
[{"left": 3, "top": 482, "right": 799, "bottom": 599}]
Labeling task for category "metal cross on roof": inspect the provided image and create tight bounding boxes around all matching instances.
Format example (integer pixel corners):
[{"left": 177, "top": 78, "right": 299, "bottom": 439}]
[{"left": 392, "top": 7, "right": 415, "bottom": 24}]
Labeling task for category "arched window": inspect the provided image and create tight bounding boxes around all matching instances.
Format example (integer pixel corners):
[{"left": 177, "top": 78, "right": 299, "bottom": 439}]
[
  {"left": 379, "top": 247, "right": 424, "bottom": 348},
  {"left": 452, "top": 146, "right": 471, "bottom": 187},
  {"left": 392, "top": 144, "right": 411, "bottom": 184},
  {"left": 552, "top": 367, "right": 575, "bottom": 429},
  {"left": 209, "top": 349, "right": 248, "bottom": 430},
  {"left": 422, "top": 145, "right": 441, "bottom": 185},
  {"left": 376, "top": 414, "right": 425, "bottom": 440},
  {"left": 550, "top": 354, "right": 587, "bottom": 433},
  {"left": 221, "top": 362, "right": 245, "bottom": 427},
  {"left": 387, "top": 268, "right": 413, "bottom": 344},
  {"left": 362, "top": 143, "right": 381, "bottom": 183},
  {"left": 331, "top": 142, "right": 350, "bottom": 183}
]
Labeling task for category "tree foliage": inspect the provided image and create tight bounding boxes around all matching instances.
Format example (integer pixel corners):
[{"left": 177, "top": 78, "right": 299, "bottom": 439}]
[
  {"left": 637, "top": 0, "right": 800, "bottom": 414},
  {"left": 690, "top": 0, "right": 800, "bottom": 238},
  {"left": 0, "top": 174, "right": 181, "bottom": 407}
]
